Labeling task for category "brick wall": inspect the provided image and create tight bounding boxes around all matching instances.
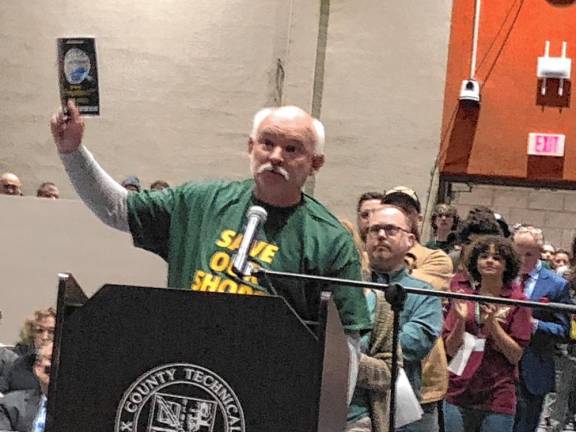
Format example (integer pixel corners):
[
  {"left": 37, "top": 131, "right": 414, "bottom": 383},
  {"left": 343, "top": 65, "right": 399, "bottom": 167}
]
[{"left": 450, "top": 183, "right": 576, "bottom": 250}]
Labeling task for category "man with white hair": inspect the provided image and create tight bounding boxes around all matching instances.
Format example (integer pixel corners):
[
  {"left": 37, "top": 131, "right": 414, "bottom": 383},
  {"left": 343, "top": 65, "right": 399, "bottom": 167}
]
[
  {"left": 50, "top": 100, "right": 370, "bottom": 350},
  {"left": 512, "top": 225, "right": 571, "bottom": 432}
]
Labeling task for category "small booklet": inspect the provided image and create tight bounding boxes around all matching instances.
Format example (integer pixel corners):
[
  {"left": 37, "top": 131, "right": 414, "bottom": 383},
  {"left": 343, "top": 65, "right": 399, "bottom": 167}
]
[{"left": 57, "top": 37, "right": 100, "bottom": 116}]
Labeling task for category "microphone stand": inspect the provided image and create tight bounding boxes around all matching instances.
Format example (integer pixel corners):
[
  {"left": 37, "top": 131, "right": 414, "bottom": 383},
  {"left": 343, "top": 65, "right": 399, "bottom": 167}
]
[{"left": 253, "top": 267, "right": 576, "bottom": 432}]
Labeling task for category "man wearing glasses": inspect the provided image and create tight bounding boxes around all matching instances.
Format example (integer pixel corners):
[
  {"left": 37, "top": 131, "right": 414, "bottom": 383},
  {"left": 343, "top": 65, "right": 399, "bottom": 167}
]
[
  {"left": 382, "top": 187, "right": 453, "bottom": 432},
  {"left": 348, "top": 205, "right": 442, "bottom": 432}
]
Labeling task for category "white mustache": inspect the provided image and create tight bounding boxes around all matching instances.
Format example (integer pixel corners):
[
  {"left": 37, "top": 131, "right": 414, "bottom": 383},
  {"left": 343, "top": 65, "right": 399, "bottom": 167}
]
[{"left": 257, "top": 163, "right": 290, "bottom": 181}]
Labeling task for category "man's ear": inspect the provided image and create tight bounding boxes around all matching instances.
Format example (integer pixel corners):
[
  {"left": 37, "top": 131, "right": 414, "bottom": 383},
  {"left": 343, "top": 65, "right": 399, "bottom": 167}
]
[
  {"left": 248, "top": 137, "right": 254, "bottom": 154},
  {"left": 311, "top": 154, "right": 325, "bottom": 171},
  {"left": 407, "top": 233, "right": 416, "bottom": 249}
]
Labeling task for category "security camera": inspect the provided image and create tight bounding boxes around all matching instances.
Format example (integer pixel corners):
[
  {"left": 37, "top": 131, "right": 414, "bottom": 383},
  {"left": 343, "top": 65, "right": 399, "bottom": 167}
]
[{"left": 459, "top": 79, "right": 480, "bottom": 104}]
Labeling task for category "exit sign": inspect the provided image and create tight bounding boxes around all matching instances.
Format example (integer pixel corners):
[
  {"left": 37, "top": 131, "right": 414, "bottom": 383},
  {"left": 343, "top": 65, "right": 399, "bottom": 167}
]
[{"left": 527, "top": 133, "right": 565, "bottom": 157}]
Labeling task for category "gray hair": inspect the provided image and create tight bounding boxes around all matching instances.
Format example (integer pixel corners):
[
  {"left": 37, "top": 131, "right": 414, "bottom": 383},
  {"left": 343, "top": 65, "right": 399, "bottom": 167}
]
[
  {"left": 250, "top": 106, "right": 325, "bottom": 155},
  {"left": 513, "top": 225, "right": 544, "bottom": 248}
]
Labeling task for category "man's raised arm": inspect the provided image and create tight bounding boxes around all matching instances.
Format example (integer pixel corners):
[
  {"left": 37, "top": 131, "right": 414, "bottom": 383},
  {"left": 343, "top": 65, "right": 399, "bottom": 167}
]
[{"left": 50, "top": 100, "right": 129, "bottom": 231}]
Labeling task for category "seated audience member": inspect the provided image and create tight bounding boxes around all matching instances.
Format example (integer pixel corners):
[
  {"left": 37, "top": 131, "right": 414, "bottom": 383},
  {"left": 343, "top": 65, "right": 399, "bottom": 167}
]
[
  {"left": 0, "top": 311, "right": 18, "bottom": 395},
  {"left": 12, "top": 317, "right": 36, "bottom": 358},
  {"left": 513, "top": 226, "right": 571, "bottom": 432},
  {"left": 444, "top": 236, "right": 532, "bottom": 432},
  {"left": 0, "top": 309, "right": 55, "bottom": 394},
  {"left": 365, "top": 205, "right": 443, "bottom": 432},
  {"left": 120, "top": 176, "right": 141, "bottom": 192},
  {"left": 0, "top": 173, "right": 23, "bottom": 196},
  {"left": 36, "top": 182, "right": 60, "bottom": 199},
  {"left": 552, "top": 249, "right": 571, "bottom": 276},
  {"left": 0, "top": 341, "right": 52, "bottom": 432},
  {"left": 150, "top": 180, "right": 170, "bottom": 191},
  {"left": 425, "top": 203, "right": 459, "bottom": 253},
  {"left": 0, "top": 347, "right": 17, "bottom": 397},
  {"left": 0, "top": 346, "right": 17, "bottom": 394}
]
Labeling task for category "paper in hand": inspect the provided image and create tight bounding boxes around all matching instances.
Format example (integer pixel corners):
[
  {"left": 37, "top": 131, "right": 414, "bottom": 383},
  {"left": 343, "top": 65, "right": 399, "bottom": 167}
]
[{"left": 395, "top": 368, "right": 423, "bottom": 428}]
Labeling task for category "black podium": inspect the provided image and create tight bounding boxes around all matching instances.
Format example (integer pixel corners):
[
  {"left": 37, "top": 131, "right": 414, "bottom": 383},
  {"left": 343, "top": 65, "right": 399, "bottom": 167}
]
[{"left": 46, "top": 274, "right": 349, "bottom": 432}]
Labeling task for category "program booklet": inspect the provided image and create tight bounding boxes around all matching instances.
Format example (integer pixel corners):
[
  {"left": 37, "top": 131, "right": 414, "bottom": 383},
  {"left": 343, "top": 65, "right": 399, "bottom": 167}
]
[{"left": 57, "top": 37, "right": 100, "bottom": 116}]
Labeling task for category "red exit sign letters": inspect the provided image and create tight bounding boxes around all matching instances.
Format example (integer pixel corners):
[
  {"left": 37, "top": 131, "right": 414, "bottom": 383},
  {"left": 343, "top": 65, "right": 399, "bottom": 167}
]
[{"left": 527, "top": 133, "right": 565, "bottom": 157}]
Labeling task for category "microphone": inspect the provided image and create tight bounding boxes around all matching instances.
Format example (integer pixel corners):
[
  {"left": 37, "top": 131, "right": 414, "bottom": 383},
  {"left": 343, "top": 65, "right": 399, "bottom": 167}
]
[{"left": 233, "top": 205, "right": 268, "bottom": 276}]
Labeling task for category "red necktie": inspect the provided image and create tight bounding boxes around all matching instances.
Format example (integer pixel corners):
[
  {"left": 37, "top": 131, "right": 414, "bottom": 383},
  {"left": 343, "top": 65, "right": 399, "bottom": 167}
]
[{"left": 521, "top": 273, "right": 530, "bottom": 291}]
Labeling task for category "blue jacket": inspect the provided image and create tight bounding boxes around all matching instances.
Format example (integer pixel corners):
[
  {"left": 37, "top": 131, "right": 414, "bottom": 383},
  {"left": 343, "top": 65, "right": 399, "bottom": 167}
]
[
  {"left": 373, "top": 267, "right": 443, "bottom": 399},
  {"left": 520, "top": 265, "right": 571, "bottom": 395}
]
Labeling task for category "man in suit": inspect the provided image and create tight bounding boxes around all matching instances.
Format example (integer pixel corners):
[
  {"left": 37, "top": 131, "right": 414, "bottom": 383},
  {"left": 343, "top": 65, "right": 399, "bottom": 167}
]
[
  {"left": 0, "top": 341, "right": 52, "bottom": 432},
  {"left": 0, "top": 310, "right": 18, "bottom": 397},
  {"left": 513, "top": 226, "right": 571, "bottom": 432}
]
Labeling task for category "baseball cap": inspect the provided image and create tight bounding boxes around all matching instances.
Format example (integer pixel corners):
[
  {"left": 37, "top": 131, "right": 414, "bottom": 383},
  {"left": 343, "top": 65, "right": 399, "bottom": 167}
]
[
  {"left": 121, "top": 176, "right": 141, "bottom": 191},
  {"left": 383, "top": 186, "right": 421, "bottom": 213}
]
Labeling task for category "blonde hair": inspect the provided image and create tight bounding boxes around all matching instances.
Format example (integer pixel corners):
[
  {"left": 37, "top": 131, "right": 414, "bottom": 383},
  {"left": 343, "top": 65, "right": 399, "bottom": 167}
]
[
  {"left": 18, "top": 307, "right": 56, "bottom": 347},
  {"left": 340, "top": 218, "right": 370, "bottom": 274}
]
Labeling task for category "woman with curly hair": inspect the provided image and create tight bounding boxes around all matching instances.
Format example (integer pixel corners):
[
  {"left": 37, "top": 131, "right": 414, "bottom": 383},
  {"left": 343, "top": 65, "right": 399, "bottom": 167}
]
[{"left": 443, "top": 236, "right": 532, "bottom": 432}]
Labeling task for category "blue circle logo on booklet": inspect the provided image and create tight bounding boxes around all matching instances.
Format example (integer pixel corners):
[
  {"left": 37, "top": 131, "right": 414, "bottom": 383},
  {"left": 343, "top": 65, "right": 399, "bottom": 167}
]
[
  {"left": 64, "top": 48, "right": 91, "bottom": 84},
  {"left": 115, "top": 363, "right": 245, "bottom": 432}
]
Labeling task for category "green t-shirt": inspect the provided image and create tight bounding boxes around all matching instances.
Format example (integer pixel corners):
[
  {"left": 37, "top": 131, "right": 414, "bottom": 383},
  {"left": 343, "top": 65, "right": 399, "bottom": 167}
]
[{"left": 127, "top": 179, "right": 370, "bottom": 332}]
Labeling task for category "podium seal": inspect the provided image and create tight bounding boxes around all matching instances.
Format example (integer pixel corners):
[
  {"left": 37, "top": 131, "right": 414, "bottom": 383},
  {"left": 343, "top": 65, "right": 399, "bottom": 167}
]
[{"left": 115, "top": 363, "right": 245, "bottom": 432}]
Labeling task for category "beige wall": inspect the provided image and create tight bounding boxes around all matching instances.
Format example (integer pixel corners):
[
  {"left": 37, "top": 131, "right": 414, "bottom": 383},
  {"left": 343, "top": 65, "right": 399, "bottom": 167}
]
[
  {"left": 450, "top": 183, "right": 576, "bottom": 250},
  {"left": 319, "top": 1, "right": 453, "bottom": 221},
  {"left": 0, "top": 195, "right": 167, "bottom": 344}
]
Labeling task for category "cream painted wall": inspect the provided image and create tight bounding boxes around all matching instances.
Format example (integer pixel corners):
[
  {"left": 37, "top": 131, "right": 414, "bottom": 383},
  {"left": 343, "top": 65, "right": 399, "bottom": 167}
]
[
  {"left": 318, "top": 0, "right": 453, "bottom": 221},
  {"left": 0, "top": 195, "right": 167, "bottom": 344}
]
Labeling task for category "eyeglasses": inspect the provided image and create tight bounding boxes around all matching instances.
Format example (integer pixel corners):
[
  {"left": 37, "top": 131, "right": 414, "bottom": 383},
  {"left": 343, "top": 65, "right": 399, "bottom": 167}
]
[
  {"left": 367, "top": 224, "right": 411, "bottom": 238},
  {"left": 34, "top": 326, "right": 55, "bottom": 337}
]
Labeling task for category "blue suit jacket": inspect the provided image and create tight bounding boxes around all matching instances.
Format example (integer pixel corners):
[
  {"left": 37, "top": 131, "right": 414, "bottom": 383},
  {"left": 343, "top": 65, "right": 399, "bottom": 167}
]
[{"left": 520, "top": 266, "right": 571, "bottom": 395}]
